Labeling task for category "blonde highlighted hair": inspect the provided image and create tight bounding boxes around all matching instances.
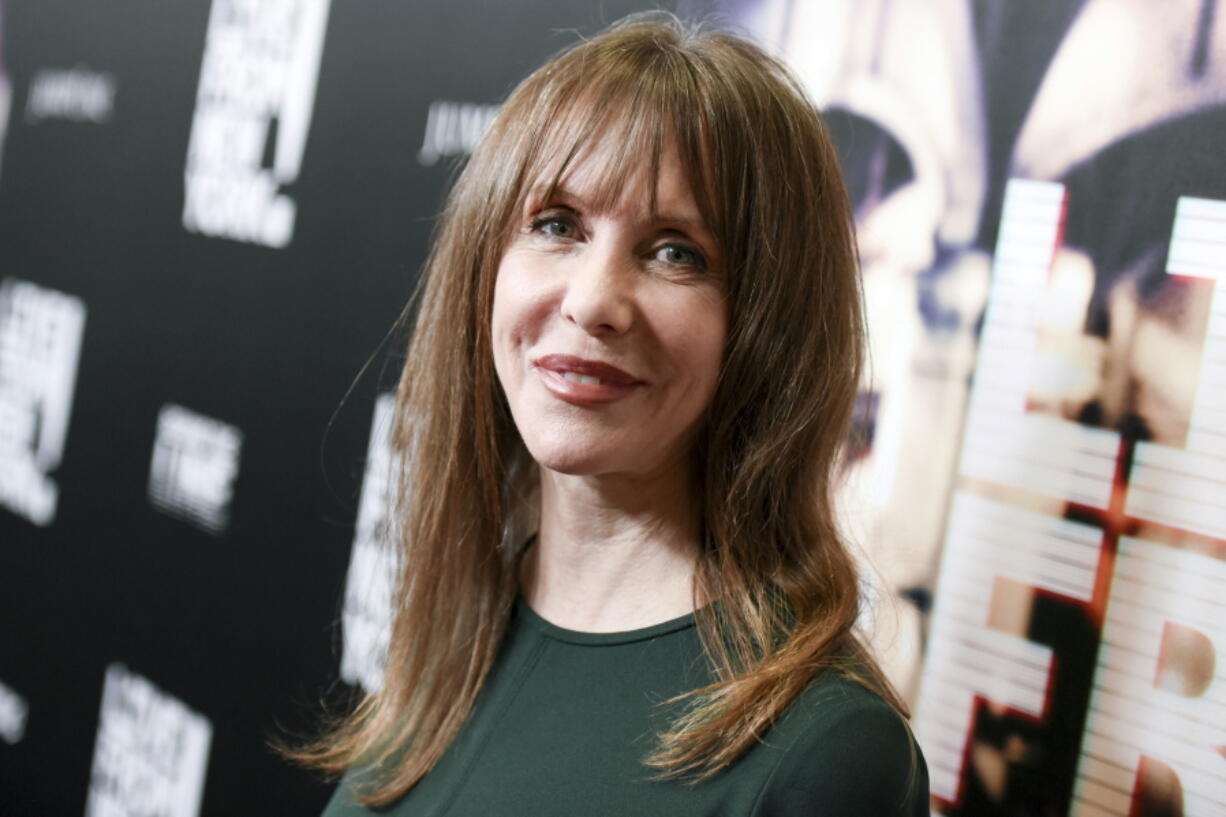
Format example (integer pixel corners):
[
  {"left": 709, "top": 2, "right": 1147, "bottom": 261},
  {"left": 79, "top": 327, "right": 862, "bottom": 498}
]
[{"left": 293, "top": 12, "right": 905, "bottom": 805}]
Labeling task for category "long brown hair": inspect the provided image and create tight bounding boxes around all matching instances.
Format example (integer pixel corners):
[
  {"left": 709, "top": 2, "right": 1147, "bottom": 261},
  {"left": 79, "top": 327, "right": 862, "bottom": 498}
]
[{"left": 294, "top": 12, "right": 905, "bottom": 805}]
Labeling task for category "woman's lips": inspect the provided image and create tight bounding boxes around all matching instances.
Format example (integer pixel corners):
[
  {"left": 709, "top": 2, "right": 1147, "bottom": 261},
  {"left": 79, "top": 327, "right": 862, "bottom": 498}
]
[{"left": 533, "top": 354, "right": 643, "bottom": 406}]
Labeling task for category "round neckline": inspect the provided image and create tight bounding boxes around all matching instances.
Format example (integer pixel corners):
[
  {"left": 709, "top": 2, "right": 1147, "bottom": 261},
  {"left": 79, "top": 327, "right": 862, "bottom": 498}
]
[{"left": 514, "top": 597, "right": 697, "bottom": 646}]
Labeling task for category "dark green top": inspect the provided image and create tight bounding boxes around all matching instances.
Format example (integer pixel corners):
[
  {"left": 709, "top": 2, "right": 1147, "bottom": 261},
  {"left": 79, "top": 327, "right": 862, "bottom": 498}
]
[{"left": 322, "top": 599, "right": 928, "bottom": 816}]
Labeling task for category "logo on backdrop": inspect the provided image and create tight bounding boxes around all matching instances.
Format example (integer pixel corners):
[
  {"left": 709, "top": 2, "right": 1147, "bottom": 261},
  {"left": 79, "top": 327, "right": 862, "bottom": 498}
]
[
  {"left": 417, "top": 101, "right": 500, "bottom": 167},
  {"left": 340, "top": 393, "right": 399, "bottom": 692},
  {"left": 85, "top": 664, "right": 212, "bottom": 817},
  {"left": 0, "top": 679, "right": 28, "bottom": 744},
  {"left": 25, "top": 67, "right": 116, "bottom": 123},
  {"left": 148, "top": 404, "right": 242, "bottom": 535},
  {"left": 0, "top": 278, "right": 86, "bottom": 526},
  {"left": 182, "top": 0, "right": 331, "bottom": 248}
]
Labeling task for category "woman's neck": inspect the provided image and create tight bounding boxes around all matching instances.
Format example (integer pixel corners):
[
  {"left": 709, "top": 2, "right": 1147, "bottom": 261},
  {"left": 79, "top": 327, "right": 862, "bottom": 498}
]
[{"left": 520, "top": 464, "right": 701, "bottom": 633}]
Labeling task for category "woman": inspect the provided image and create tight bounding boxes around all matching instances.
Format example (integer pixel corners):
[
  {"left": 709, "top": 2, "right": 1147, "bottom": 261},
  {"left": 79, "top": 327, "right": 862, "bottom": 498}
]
[{"left": 305, "top": 13, "right": 928, "bottom": 815}]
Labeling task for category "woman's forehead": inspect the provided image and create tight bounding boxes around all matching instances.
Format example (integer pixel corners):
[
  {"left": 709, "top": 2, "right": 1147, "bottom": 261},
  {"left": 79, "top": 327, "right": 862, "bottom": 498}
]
[
  {"left": 530, "top": 143, "right": 707, "bottom": 228},
  {"left": 520, "top": 117, "right": 718, "bottom": 228}
]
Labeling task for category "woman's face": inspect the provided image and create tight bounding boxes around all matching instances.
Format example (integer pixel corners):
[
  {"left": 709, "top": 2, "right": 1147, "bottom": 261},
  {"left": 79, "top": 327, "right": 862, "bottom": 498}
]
[{"left": 491, "top": 139, "right": 728, "bottom": 481}]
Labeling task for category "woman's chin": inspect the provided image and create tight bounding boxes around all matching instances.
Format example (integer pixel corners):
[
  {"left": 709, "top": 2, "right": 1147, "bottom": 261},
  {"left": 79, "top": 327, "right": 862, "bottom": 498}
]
[
  {"left": 523, "top": 439, "right": 624, "bottom": 478},
  {"left": 530, "top": 451, "right": 609, "bottom": 477}
]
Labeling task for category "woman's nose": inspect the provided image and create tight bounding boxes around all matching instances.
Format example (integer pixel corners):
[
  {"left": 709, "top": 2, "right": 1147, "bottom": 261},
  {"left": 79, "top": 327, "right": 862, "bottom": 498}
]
[{"left": 559, "top": 242, "right": 635, "bottom": 335}]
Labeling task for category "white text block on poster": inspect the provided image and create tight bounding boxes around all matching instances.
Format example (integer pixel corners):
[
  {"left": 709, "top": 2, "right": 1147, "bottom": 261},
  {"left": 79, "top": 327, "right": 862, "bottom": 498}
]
[
  {"left": 959, "top": 179, "right": 1119, "bottom": 509},
  {"left": 914, "top": 490, "right": 1104, "bottom": 801},
  {"left": 1071, "top": 537, "right": 1226, "bottom": 817},
  {"left": 86, "top": 664, "right": 212, "bottom": 817},
  {"left": 1127, "top": 196, "right": 1226, "bottom": 539},
  {"left": 340, "top": 393, "right": 400, "bottom": 692}
]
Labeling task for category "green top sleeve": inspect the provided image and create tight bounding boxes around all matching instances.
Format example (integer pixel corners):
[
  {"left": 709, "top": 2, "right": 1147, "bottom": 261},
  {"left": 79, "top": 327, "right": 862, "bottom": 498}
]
[{"left": 752, "top": 683, "right": 927, "bottom": 816}]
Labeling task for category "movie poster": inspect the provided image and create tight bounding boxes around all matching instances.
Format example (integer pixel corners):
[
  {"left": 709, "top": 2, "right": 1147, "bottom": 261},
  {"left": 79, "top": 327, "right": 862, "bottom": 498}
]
[{"left": 696, "top": 0, "right": 1226, "bottom": 813}]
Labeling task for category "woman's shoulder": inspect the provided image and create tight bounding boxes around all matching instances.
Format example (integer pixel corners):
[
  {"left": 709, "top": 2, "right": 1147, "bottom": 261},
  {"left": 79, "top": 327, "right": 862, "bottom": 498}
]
[{"left": 751, "top": 671, "right": 929, "bottom": 817}]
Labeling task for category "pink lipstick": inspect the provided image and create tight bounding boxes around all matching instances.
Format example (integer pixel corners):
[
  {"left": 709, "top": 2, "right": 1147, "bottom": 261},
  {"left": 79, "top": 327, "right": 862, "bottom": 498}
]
[{"left": 533, "top": 354, "right": 643, "bottom": 406}]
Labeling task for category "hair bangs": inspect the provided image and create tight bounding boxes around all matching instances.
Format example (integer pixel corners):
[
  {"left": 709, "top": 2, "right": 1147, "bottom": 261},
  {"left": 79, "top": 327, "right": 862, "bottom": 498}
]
[{"left": 505, "top": 51, "right": 722, "bottom": 248}]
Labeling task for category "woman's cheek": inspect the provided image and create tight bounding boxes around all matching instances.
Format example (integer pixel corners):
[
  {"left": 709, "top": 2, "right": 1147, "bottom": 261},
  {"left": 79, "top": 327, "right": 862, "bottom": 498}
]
[{"left": 492, "top": 258, "right": 554, "bottom": 375}]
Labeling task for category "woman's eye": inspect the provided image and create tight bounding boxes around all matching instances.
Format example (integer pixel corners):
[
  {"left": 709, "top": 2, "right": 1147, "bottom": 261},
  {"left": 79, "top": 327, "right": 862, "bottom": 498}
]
[
  {"left": 530, "top": 215, "right": 578, "bottom": 239},
  {"left": 656, "top": 244, "right": 706, "bottom": 269}
]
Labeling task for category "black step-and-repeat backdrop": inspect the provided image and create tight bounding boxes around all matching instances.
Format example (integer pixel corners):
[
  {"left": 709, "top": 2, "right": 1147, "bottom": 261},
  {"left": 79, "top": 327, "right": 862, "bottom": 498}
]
[
  {"left": 2, "top": 1, "right": 1225, "bottom": 815},
  {"left": 0, "top": 2, "right": 665, "bottom": 814}
]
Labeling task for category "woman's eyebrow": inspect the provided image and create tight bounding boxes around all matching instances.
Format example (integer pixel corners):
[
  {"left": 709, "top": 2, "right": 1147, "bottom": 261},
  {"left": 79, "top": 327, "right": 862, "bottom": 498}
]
[
  {"left": 538, "top": 185, "right": 714, "bottom": 240},
  {"left": 654, "top": 212, "right": 707, "bottom": 230},
  {"left": 536, "top": 186, "right": 589, "bottom": 209}
]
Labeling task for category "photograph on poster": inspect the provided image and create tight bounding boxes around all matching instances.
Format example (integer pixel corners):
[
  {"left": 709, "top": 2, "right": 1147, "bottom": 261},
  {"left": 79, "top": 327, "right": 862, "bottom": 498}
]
[{"left": 705, "top": 0, "right": 1226, "bottom": 814}]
